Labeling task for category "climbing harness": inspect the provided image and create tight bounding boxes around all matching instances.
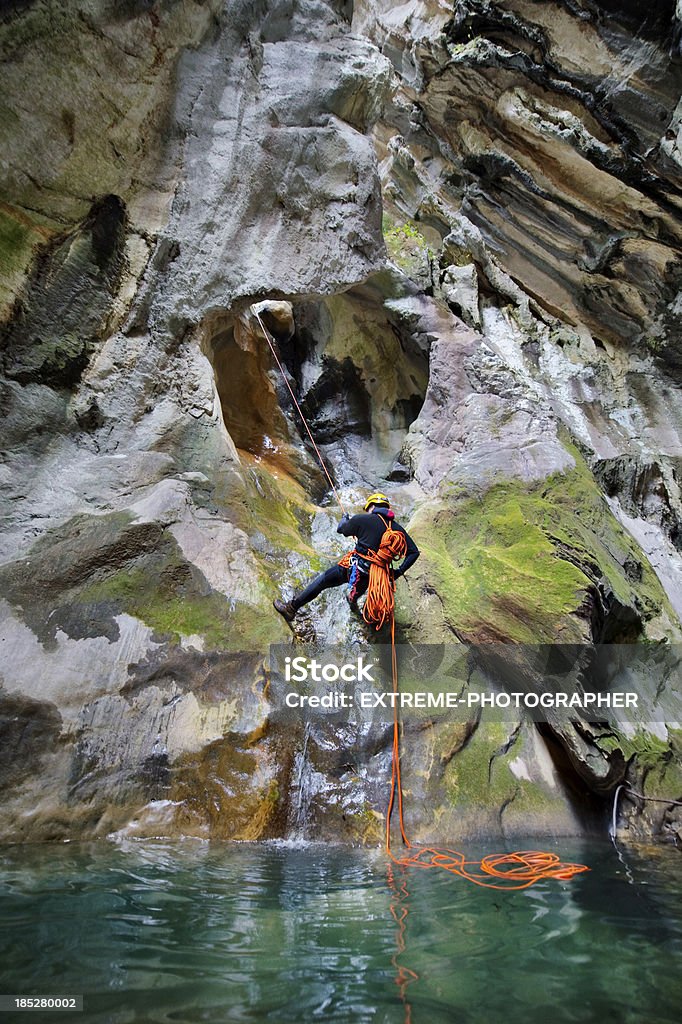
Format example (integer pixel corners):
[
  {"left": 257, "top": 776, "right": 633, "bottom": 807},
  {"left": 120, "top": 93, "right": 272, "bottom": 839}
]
[
  {"left": 338, "top": 514, "right": 407, "bottom": 629},
  {"left": 256, "top": 305, "right": 589, "bottom": 890},
  {"left": 346, "top": 553, "right": 368, "bottom": 606}
]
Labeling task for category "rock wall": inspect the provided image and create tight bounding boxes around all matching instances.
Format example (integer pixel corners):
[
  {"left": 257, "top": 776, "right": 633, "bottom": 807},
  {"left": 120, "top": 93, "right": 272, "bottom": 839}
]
[{"left": 0, "top": 0, "right": 680, "bottom": 844}]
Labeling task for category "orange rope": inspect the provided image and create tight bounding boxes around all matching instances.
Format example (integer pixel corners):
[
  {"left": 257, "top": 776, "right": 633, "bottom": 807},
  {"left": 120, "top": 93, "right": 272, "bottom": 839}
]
[
  {"left": 384, "top": 612, "right": 590, "bottom": 889},
  {"left": 339, "top": 515, "right": 589, "bottom": 886},
  {"left": 339, "top": 515, "right": 407, "bottom": 630},
  {"left": 253, "top": 309, "right": 346, "bottom": 513}
]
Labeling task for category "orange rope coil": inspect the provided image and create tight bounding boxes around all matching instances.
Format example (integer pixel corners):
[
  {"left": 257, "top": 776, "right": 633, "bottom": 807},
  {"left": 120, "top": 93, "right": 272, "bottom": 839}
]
[
  {"left": 384, "top": 613, "right": 589, "bottom": 889},
  {"left": 339, "top": 516, "right": 407, "bottom": 630}
]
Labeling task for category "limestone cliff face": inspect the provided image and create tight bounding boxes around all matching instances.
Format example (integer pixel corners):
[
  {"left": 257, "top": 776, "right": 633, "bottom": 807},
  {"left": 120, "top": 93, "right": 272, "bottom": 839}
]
[{"left": 0, "top": 0, "right": 680, "bottom": 844}]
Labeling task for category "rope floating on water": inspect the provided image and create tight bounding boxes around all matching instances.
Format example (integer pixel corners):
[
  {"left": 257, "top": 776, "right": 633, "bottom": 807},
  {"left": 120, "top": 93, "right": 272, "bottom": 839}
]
[{"left": 384, "top": 620, "right": 589, "bottom": 890}]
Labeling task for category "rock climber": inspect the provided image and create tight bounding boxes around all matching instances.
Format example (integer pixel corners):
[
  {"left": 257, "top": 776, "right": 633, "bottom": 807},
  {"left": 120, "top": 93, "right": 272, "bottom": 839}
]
[{"left": 273, "top": 492, "right": 420, "bottom": 621}]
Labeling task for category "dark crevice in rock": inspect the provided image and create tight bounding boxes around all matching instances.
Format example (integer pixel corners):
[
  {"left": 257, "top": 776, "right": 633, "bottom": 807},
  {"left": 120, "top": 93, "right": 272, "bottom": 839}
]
[
  {"left": 593, "top": 0, "right": 678, "bottom": 44},
  {"left": 544, "top": 536, "right": 602, "bottom": 584},
  {"left": 488, "top": 721, "right": 521, "bottom": 784},
  {"left": 463, "top": 152, "right": 548, "bottom": 200},
  {"left": 300, "top": 356, "right": 371, "bottom": 443},
  {"left": 74, "top": 397, "right": 105, "bottom": 434},
  {"left": 0, "top": 194, "right": 127, "bottom": 389},
  {"left": 594, "top": 456, "right": 681, "bottom": 549},
  {"left": 536, "top": 722, "right": 613, "bottom": 830},
  {"left": 274, "top": 313, "right": 314, "bottom": 392},
  {"left": 497, "top": 786, "right": 521, "bottom": 831},
  {"left": 138, "top": 752, "right": 172, "bottom": 801},
  {"left": 582, "top": 582, "right": 644, "bottom": 643},
  {"left": 330, "top": 0, "right": 353, "bottom": 25},
  {"left": 448, "top": 1, "right": 551, "bottom": 64},
  {"left": 288, "top": 290, "right": 429, "bottom": 457}
]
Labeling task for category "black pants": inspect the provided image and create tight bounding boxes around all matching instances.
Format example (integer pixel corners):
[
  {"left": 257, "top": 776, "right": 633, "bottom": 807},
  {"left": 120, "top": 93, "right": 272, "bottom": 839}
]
[{"left": 292, "top": 563, "right": 369, "bottom": 610}]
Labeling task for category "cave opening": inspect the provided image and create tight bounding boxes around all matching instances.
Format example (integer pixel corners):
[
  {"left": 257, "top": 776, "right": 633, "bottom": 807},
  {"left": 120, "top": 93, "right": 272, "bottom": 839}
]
[
  {"left": 536, "top": 723, "right": 615, "bottom": 835},
  {"left": 202, "top": 285, "right": 430, "bottom": 496},
  {"left": 283, "top": 286, "right": 430, "bottom": 488}
]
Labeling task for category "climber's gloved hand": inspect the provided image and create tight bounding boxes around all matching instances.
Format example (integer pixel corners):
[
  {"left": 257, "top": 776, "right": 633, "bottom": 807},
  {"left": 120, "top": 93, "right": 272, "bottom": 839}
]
[{"left": 337, "top": 512, "right": 351, "bottom": 534}]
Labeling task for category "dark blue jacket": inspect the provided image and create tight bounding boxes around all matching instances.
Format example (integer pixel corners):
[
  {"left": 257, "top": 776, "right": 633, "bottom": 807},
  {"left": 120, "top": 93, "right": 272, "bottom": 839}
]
[{"left": 337, "top": 511, "right": 420, "bottom": 578}]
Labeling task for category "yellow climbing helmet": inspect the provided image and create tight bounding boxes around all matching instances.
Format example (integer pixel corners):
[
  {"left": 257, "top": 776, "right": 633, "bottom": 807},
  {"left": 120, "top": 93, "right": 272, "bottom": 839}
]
[{"left": 364, "top": 491, "right": 390, "bottom": 511}]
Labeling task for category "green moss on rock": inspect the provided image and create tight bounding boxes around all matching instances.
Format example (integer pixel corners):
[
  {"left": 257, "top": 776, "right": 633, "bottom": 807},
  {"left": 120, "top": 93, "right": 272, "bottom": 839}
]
[
  {"left": 409, "top": 451, "right": 672, "bottom": 643},
  {"left": 0, "top": 503, "right": 290, "bottom": 652},
  {"left": 81, "top": 554, "right": 281, "bottom": 652},
  {"left": 382, "top": 215, "right": 434, "bottom": 281},
  {"left": 231, "top": 457, "right": 316, "bottom": 556},
  {"left": 600, "top": 729, "right": 682, "bottom": 798},
  {"left": 443, "top": 721, "right": 517, "bottom": 806}
]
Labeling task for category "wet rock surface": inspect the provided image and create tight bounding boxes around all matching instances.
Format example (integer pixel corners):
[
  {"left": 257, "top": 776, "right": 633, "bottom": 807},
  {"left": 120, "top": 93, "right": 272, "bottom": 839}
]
[{"left": 0, "top": 0, "right": 680, "bottom": 844}]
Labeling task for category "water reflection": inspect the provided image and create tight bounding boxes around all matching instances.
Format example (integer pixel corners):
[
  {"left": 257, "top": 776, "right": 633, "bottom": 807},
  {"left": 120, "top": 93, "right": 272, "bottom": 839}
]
[
  {"left": 387, "top": 864, "right": 418, "bottom": 1024},
  {"left": 0, "top": 838, "right": 680, "bottom": 1023}
]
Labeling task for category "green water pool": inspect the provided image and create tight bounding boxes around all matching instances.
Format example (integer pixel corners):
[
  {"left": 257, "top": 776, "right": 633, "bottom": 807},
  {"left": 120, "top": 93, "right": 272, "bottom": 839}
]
[{"left": 0, "top": 837, "right": 680, "bottom": 1023}]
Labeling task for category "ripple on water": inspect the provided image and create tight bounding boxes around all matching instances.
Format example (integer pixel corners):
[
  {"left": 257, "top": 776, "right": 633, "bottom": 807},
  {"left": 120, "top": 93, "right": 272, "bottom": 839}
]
[{"left": 0, "top": 838, "right": 681, "bottom": 1024}]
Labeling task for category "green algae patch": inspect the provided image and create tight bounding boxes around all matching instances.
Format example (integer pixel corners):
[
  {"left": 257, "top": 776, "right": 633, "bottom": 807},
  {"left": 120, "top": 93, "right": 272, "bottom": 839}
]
[
  {"left": 412, "top": 488, "right": 590, "bottom": 643},
  {"left": 608, "top": 731, "right": 669, "bottom": 770},
  {"left": 600, "top": 730, "right": 682, "bottom": 797},
  {"left": 81, "top": 557, "right": 282, "bottom": 652},
  {"left": 223, "top": 452, "right": 318, "bottom": 561},
  {"left": 11, "top": 505, "right": 290, "bottom": 652},
  {"left": 383, "top": 218, "right": 433, "bottom": 275},
  {"left": 442, "top": 721, "right": 517, "bottom": 807},
  {"left": 435, "top": 719, "right": 571, "bottom": 835},
  {"left": 0, "top": 487, "right": 294, "bottom": 654},
  {"left": 409, "top": 455, "right": 670, "bottom": 643}
]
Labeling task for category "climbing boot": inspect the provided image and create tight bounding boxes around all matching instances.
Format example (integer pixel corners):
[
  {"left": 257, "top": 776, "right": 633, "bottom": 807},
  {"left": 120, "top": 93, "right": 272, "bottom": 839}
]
[
  {"left": 345, "top": 591, "right": 359, "bottom": 613},
  {"left": 273, "top": 598, "right": 297, "bottom": 622}
]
